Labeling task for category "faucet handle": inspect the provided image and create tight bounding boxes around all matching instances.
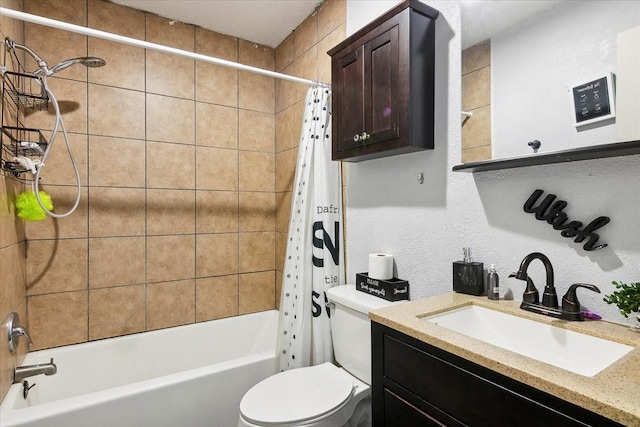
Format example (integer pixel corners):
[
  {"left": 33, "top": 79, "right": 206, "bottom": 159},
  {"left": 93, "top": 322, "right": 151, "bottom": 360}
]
[
  {"left": 509, "top": 272, "right": 540, "bottom": 304},
  {"left": 13, "top": 325, "right": 33, "bottom": 345},
  {"left": 5, "top": 312, "right": 32, "bottom": 354},
  {"left": 561, "top": 283, "right": 601, "bottom": 321}
]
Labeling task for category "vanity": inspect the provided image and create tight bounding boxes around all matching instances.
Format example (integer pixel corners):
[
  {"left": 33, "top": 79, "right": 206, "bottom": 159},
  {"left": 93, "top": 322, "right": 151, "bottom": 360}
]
[{"left": 370, "top": 293, "right": 640, "bottom": 426}]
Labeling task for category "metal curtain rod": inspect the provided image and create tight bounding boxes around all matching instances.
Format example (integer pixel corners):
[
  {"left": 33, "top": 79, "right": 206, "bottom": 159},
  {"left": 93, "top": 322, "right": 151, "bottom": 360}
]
[{"left": 0, "top": 7, "right": 331, "bottom": 88}]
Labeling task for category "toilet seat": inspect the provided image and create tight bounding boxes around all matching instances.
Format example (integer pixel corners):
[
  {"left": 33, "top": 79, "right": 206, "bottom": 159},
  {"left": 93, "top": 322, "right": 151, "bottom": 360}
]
[{"left": 239, "top": 363, "right": 355, "bottom": 426}]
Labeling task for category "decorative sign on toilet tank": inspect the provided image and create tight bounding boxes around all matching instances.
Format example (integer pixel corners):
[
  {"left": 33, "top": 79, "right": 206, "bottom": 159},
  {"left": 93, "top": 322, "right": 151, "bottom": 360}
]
[
  {"left": 355, "top": 273, "right": 409, "bottom": 302},
  {"left": 523, "top": 189, "right": 610, "bottom": 251}
]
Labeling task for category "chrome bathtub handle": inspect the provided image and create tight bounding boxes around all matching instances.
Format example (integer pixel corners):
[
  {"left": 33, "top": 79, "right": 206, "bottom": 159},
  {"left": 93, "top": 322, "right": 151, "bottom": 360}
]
[{"left": 5, "top": 312, "right": 32, "bottom": 354}]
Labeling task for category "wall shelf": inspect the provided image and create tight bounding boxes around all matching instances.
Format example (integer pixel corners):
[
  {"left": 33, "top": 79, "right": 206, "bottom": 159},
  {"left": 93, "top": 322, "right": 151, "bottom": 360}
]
[{"left": 452, "top": 140, "right": 640, "bottom": 173}]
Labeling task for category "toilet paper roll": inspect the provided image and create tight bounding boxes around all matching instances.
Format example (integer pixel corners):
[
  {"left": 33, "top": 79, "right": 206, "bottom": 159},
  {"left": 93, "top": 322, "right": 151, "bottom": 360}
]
[{"left": 368, "top": 253, "right": 394, "bottom": 280}]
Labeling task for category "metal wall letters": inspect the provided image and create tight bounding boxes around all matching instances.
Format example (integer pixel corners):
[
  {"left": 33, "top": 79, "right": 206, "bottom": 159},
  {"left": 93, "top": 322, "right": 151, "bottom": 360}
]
[{"left": 523, "top": 189, "right": 610, "bottom": 251}]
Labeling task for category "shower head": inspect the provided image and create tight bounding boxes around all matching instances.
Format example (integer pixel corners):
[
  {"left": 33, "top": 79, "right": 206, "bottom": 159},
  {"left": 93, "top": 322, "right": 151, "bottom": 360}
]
[
  {"left": 49, "top": 57, "right": 106, "bottom": 75},
  {"left": 4, "top": 39, "right": 106, "bottom": 77}
]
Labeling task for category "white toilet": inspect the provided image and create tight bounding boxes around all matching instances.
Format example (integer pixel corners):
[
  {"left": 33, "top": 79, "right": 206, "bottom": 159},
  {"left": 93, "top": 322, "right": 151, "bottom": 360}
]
[{"left": 238, "top": 284, "right": 397, "bottom": 427}]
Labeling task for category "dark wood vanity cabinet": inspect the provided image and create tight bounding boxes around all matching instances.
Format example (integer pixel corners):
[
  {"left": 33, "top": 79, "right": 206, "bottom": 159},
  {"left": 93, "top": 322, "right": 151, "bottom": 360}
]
[
  {"left": 372, "top": 322, "right": 624, "bottom": 427},
  {"left": 328, "top": 0, "right": 438, "bottom": 162}
]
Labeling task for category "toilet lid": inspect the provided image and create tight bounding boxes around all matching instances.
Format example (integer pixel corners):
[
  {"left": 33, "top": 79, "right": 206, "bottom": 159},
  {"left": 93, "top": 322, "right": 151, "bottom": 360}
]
[{"left": 240, "top": 362, "right": 354, "bottom": 426}]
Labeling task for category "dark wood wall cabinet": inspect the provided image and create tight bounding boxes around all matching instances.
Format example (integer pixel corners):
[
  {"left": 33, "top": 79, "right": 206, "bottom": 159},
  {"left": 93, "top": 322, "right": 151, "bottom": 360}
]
[
  {"left": 328, "top": 0, "right": 439, "bottom": 162},
  {"left": 372, "top": 322, "right": 624, "bottom": 427}
]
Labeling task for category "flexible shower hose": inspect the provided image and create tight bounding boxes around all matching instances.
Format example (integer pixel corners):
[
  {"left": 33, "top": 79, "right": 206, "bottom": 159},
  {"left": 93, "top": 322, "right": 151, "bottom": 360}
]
[{"left": 32, "top": 76, "right": 82, "bottom": 218}]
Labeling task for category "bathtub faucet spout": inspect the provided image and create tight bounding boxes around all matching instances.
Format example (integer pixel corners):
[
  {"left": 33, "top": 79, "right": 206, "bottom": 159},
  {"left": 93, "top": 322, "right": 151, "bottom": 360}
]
[{"left": 13, "top": 358, "right": 57, "bottom": 383}]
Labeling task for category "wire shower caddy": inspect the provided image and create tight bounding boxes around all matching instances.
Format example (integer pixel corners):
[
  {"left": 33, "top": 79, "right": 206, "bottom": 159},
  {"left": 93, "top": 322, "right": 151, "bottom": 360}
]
[{"left": 1, "top": 39, "right": 49, "bottom": 179}]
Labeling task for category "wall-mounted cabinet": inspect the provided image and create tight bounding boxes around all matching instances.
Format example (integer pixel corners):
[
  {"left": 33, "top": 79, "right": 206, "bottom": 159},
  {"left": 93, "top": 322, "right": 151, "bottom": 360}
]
[{"left": 328, "top": 0, "right": 439, "bottom": 162}]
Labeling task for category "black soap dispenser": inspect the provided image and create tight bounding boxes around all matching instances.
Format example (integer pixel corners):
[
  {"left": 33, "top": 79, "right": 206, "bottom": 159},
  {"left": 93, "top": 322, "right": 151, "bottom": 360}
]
[{"left": 453, "top": 248, "right": 485, "bottom": 296}]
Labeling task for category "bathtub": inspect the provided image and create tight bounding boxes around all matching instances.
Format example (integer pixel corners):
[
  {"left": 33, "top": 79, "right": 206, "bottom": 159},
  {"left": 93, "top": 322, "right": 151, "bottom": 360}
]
[{"left": 0, "top": 310, "right": 279, "bottom": 427}]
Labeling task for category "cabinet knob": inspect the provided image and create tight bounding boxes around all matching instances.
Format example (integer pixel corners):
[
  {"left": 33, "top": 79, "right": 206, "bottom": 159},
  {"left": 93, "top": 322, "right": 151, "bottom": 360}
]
[{"left": 353, "top": 132, "right": 371, "bottom": 143}]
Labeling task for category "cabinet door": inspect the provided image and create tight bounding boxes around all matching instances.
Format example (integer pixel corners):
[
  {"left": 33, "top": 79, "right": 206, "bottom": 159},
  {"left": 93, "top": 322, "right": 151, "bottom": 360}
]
[
  {"left": 374, "top": 325, "right": 624, "bottom": 427},
  {"left": 333, "top": 47, "right": 364, "bottom": 154},
  {"left": 364, "top": 24, "right": 400, "bottom": 146},
  {"left": 384, "top": 389, "right": 453, "bottom": 427}
]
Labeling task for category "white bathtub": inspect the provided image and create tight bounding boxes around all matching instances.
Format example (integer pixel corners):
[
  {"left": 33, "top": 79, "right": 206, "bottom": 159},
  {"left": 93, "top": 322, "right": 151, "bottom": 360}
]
[{"left": 0, "top": 310, "right": 279, "bottom": 427}]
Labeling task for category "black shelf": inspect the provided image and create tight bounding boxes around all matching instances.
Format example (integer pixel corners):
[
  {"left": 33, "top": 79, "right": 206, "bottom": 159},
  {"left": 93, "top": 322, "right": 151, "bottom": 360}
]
[{"left": 452, "top": 139, "right": 640, "bottom": 173}]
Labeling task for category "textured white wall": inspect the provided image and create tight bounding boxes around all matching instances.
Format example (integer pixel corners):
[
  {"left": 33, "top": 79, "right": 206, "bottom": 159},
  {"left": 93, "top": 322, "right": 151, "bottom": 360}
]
[
  {"left": 616, "top": 25, "right": 640, "bottom": 142},
  {"left": 492, "top": 1, "right": 640, "bottom": 158},
  {"left": 345, "top": 0, "right": 640, "bottom": 325}
]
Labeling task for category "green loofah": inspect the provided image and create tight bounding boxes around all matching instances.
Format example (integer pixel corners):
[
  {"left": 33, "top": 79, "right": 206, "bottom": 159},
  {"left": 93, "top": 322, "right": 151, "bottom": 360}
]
[{"left": 15, "top": 190, "right": 54, "bottom": 221}]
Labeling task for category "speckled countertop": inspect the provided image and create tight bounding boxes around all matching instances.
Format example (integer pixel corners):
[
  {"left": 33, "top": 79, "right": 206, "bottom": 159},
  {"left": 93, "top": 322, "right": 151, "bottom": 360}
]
[{"left": 369, "top": 293, "right": 640, "bottom": 426}]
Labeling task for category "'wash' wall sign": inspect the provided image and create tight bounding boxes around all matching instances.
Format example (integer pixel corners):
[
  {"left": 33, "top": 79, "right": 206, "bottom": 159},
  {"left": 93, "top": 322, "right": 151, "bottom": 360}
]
[{"left": 523, "top": 189, "right": 610, "bottom": 251}]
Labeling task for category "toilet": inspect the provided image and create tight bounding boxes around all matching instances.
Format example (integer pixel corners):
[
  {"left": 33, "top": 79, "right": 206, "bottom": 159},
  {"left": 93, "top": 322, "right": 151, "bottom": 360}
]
[{"left": 238, "top": 284, "right": 397, "bottom": 427}]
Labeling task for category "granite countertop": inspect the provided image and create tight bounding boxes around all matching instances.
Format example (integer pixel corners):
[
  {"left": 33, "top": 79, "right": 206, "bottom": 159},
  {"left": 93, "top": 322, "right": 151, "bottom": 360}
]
[{"left": 369, "top": 292, "right": 640, "bottom": 426}]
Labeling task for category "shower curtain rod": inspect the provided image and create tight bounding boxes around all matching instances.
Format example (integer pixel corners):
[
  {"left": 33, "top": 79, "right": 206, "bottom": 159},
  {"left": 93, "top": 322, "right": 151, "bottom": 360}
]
[{"left": 0, "top": 7, "right": 331, "bottom": 88}]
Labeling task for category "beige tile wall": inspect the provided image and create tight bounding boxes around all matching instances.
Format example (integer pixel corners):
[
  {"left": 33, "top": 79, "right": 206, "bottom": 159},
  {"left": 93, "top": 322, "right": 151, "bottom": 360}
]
[
  {"left": 274, "top": 0, "right": 346, "bottom": 306},
  {"left": 0, "top": 0, "right": 29, "bottom": 402},
  {"left": 0, "top": 0, "right": 346, "bottom": 378},
  {"left": 13, "top": 0, "right": 279, "bottom": 351},
  {"left": 462, "top": 40, "right": 491, "bottom": 163}
]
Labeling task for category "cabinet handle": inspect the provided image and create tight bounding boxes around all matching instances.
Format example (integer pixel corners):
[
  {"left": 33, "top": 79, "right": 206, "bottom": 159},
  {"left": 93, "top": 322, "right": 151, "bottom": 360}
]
[{"left": 353, "top": 132, "right": 371, "bottom": 143}]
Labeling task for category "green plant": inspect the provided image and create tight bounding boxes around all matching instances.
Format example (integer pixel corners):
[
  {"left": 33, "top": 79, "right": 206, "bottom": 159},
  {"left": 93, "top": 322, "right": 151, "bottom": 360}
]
[{"left": 603, "top": 281, "right": 640, "bottom": 318}]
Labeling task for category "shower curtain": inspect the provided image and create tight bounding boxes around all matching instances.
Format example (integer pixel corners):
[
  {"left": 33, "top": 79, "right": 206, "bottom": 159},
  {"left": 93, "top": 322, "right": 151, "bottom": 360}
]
[{"left": 277, "top": 86, "right": 344, "bottom": 371}]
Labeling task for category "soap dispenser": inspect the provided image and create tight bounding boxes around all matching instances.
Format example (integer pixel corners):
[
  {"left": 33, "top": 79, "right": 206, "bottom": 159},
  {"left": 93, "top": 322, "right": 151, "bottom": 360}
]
[{"left": 453, "top": 248, "right": 484, "bottom": 296}]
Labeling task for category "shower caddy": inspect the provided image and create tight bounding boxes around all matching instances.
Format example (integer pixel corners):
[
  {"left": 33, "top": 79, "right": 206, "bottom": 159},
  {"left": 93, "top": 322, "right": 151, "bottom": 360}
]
[{"left": 1, "top": 40, "right": 49, "bottom": 179}]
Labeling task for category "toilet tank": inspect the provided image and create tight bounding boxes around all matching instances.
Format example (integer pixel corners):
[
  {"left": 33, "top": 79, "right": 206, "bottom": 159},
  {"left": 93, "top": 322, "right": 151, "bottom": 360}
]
[{"left": 326, "top": 285, "right": 398, "bottom": 385}]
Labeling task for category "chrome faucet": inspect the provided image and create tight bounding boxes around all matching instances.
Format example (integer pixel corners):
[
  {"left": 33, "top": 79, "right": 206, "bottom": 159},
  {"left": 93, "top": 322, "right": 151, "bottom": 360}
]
[
  {"left": 14, "top": 358, "right": 57, "bottom": 383},
  {"left": 510, "top": 253, "right": 600, "bottom": 321}
]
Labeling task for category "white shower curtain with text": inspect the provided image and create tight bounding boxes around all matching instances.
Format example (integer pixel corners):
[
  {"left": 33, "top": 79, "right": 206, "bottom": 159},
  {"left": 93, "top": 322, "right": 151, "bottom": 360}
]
[{"left": 277, "top": 86, "right": 344, "bottom": 371}]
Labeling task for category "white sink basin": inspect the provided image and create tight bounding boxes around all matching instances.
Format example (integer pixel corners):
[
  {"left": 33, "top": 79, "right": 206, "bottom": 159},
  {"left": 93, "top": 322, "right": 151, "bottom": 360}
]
[{"left": 424, "top": 305, "right": 633, "bottom": 377}]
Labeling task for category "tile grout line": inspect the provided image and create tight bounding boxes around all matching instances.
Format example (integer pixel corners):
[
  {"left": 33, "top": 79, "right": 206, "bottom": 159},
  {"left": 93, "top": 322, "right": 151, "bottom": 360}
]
[
  {"left": 272, "top": 45, "right": 277, "bottom": 310},
  {"left": 84, "top": 0, "right": 90, "bottom": 343},
  {"left": 236, "top": 39, "right": 241, "bottom": 316},
  {"left": 192, "top": 27, "right": 197, "bottom": 325},
  {"left": 143, "top": 10, "right": 148, "bottom": 333}
]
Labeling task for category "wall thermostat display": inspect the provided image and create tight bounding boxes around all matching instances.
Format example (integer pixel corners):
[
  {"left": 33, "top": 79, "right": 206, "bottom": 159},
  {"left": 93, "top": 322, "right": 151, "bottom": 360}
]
[{"left": 570, "top": 74, "right": 616, "bottom": 127}]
